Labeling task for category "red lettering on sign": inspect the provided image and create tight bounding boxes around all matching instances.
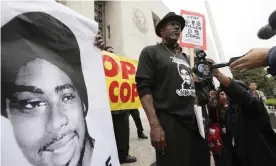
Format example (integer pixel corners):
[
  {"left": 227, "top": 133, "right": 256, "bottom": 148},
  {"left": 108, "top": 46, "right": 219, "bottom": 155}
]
[
  {"left": 120, "top": 61, "right": 136, "bottom": 79},
  {"left": 103, "top": 55, "right": 119, "bottom": 77},
  {"left": 109, "top": 81, "right": 119, "bottom": 102},
  {"left": 120, "top": 82, "right": 131, "bottom": 103},
  {"left": 109, "top": 81, "right": 139, "bottom": 104},
  {"left": 131, "top": 83, "right": 138, "bottom": 102}
]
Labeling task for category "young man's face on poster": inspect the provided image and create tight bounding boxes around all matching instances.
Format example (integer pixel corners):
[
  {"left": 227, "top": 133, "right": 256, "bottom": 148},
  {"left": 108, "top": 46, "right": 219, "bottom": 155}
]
[{"left": 7, "top": 58, "right": 87, "bottom": 166}]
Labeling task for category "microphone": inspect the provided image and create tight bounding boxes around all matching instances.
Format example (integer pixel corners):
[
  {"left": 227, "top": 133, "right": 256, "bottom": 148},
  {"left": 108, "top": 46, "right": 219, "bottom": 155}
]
[
  {"left": 211, "top": 56, "right": 244, "bottom": 69},
  {"left": 258, "top": 10, "right": 276, "bottom": 40},
  {"left": 257, "top": 24, "right": 276, "bottom": 40},
  {"left": 211, "top": 63, "right": 228, "bottom": 69},
  {"left": 194, "top": 46, "right": 207, "bottom": 59},
  {"left": 194, "top": 46, "right": 244, "bottom": 69},
  {"left": 269, "top": 10, "right": 276, "bottom": 29}
]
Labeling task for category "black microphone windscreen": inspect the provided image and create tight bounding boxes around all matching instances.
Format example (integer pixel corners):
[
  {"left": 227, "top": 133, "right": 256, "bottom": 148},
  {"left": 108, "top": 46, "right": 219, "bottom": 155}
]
[
  {"left": 257, "top": 24, "right": 276, "bottom": 40},
  {"left": 194, "top": 46, "right": 202, "bottom": 55},
  {"left": 269, "top": 10, "right": 276, "bottom": 29},
  {"left": 194, "top": 46, "right": 206, "bottom": 59}
]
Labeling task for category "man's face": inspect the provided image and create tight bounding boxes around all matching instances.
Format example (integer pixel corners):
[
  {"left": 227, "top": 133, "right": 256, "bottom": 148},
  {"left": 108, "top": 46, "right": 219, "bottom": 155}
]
[
  {"left": 249, "top": 83, "right": 257, "bottom": 91},
  {"left": 179, "top": 65, "right": 191, "bottom": 84},
  {"left": 7, "top": 58, "right": 86, "bottom": 166},
  {"left": 219, "top": 91, "right": 227, "bottom": 104},
  {"left": 161, "top": 20, "right": 181, "bottom": 41}
]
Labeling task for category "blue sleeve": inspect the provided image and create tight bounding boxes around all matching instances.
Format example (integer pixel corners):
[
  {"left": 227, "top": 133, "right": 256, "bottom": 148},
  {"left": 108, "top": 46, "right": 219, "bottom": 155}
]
[{"left": 266, "top": 46, "right": 276, "bottom": 68}]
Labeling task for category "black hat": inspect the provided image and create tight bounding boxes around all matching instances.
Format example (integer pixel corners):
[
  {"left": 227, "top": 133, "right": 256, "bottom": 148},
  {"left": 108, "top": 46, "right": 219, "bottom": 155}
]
[{"left": 155, "top": 12, "right": 185, "bottom": 37}]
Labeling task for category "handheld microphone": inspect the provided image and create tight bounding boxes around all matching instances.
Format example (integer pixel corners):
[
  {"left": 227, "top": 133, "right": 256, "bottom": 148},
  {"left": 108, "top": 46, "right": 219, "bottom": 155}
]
[
  {"left": 257, "top": 25, "right": 276, "bottom": 40},
  {"left": 211, "top": 63, "right": 228, "bottom": 69},
  {"left": 194, "top": 46, "right": 207, "bottom": 59},
  {"left": 211, "top": 56, "right": 244, "bottom": 69},
  {"left": 269, "top": 10, "right": 276, "bottom": 29},
  {"left": 258, "top": 10, "right": 276, "bottom": 40},
  {"left": 194, "top": 46, "right": 243, "bottom": 69}
]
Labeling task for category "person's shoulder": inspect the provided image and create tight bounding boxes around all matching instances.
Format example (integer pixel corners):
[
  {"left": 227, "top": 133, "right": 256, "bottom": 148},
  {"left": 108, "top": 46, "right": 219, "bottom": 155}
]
[
  {"left": 256, "top": 90, "right": 264, "bottom": 94},
  {"left": 181, "top": 52, "right": 189, "bottom": 59},
  {"left": 142, "top": 44, "right": 160, "bottom": 52},
  {"left": 140, "top": 44, "right": 160, "bottom": 57}
]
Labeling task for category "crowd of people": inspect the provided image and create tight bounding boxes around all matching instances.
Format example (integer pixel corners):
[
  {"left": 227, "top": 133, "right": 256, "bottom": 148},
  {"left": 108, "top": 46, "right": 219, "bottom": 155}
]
[
  {"left": 96, "top": 9, "right": 276, "bottom": 166},
  {"left": 2, "top": 1, "right": 276, "bottom": 166},
  {"left": 134, "top": 10, "right": 276, "bottom": 166}
]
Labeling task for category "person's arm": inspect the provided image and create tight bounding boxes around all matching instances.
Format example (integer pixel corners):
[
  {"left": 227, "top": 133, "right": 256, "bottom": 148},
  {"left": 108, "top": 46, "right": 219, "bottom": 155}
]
[
  {"left": 207, "top": 97, "right": 218, "bottom": 123},
  {"left": 266, "top": 46, "right": 276, "bottom": 68},
  {"left": 94, "top": 31, "right": 105, "bottom": 50},
  {"left": 230, "top": 48, "right": 270, "bottom": 72},
  {"left": 208, "top": 96, "right": 217, "bottom": 108},
  {"left": 136, "top": 47, "right": 166, "bottom": 150},
  {"left": 135, "top": 47, "right": 159, "bottom": 127},
  {"left": 213, "top": 70, "right": 251, "bottom": 106}
]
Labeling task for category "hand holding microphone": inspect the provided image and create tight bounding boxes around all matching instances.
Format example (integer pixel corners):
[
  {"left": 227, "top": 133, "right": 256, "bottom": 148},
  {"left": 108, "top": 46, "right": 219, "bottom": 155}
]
[
  {"left": 193, "top": 47, "right": 243, "bottom": 77},
  {"left": 229, "top": 10, "right": 276, "bottom": 72},
  {"left": 229, "top": 48, "right": 270, "bottom": 72}
]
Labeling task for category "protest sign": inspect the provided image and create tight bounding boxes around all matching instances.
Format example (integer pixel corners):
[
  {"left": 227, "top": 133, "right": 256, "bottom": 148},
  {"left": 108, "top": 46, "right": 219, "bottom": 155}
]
[
  {"left": 102, "top": 51, "right": 142, "bottom": 111},
  {"left": 1, "top": 1, "right": 119, "bottom": 166},
  {"left": 179, "top": 10, "right": 207, "bottom": 50}
]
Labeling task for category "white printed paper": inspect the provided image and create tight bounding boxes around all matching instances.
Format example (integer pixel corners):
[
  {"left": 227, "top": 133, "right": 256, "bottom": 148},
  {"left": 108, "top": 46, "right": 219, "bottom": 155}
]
[{"left": 1, "top": 1, "right": 119, "bottom": 166}]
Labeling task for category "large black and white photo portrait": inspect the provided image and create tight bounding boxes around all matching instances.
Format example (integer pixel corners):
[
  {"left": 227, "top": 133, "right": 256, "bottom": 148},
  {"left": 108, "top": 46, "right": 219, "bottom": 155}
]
[
  {"left": 1, "top": 1, "right": 119, "bottom": 166},
  {"left": 2, "top": 12, "right": 95, "bottom": 166}
]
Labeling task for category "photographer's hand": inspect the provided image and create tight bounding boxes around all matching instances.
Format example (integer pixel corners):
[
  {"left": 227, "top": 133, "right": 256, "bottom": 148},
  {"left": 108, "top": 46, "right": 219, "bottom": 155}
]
[
  {"left": 230, "top": 48, "right": 269, "bottom": 72},
  {"left": 94, "top": 31, "right": 105, "bottom": 50}
]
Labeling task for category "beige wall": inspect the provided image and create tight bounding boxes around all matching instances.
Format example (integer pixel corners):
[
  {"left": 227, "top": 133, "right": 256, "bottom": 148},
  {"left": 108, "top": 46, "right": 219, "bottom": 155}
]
[
  {"left": 64, "top": 1, "right": 95, "bottom": 20},
  {"left": 104, "top": 1, "right": 124, "bottom": 55},
  {"left": 63, "top": 0, "right": 169, "bottom": 60},
  {"left": 111, "top": 1, "right": 169, "bottom": 60}
]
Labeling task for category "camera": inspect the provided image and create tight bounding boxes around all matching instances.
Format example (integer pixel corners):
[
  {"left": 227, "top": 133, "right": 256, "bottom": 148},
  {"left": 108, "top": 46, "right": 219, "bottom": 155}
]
[
  {"left": 192, "top": 48, "right": 216, "bottom": 105},
  {"left": 194, "top": 57, "right": 213, "bottom": 80}
]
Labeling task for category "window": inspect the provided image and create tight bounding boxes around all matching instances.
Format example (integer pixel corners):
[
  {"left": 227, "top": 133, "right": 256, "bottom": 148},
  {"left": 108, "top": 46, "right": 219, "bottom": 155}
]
[
  {"left": 94, "top": 1, "right": 106, "bottom": 42},
  {"left": 152, "top": 12, "right": 160, "bottom": 29},
  {"left": 107, "top": 25, "right": 110, "bottom": 39}
]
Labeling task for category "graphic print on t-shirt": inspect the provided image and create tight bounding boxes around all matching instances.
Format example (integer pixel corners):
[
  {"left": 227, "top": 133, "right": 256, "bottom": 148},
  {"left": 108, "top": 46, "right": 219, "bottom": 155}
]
[{"left": 170, "top": 56, "right": 196, "bottom": 97}]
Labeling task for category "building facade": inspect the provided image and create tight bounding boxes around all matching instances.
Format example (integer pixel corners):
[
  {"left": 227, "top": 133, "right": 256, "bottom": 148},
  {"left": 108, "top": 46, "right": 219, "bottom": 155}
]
[{"left": 57, "top": 0, "right": 232, "bottom": 82}]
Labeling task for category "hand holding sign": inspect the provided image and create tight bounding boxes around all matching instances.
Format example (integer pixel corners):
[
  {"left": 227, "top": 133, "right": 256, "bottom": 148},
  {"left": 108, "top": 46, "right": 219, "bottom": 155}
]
[{"left": 95, "top": 31, "right": 105, "bottom": 50}]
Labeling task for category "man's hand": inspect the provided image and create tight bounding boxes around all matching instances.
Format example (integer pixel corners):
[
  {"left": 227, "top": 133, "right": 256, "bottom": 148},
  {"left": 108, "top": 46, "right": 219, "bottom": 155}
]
[
  {"left": 150, "top": 124, "right": 166, "bottom": 152},
  {"left": 206, "top": 58, "right": 221, "bottom": 77},
  {"left": 193, "top": 75, "right": 200, "bottom": 82},
  {"left": 209, "top": 90, "right": 216, "bottom": 97},
  {"left": 94, "top": 31, "right": 105, "bottom": 50},
  {"left": 230, "top": 48, "right": 270, "bottom": 72}
]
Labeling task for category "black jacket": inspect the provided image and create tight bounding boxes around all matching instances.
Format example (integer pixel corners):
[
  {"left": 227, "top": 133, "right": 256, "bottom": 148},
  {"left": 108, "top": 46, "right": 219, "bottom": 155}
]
[{"left": 223, "top": 80, "right": 276, "bottom": 166}]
